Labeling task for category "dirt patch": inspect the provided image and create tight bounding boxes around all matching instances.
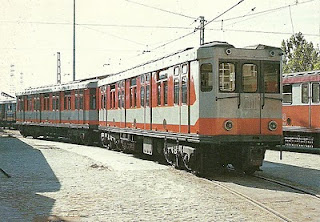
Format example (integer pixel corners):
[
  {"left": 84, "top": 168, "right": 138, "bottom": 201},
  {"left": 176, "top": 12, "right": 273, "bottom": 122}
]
[{"left": 89, "top": 163, "right": 110, "bottom": 170}]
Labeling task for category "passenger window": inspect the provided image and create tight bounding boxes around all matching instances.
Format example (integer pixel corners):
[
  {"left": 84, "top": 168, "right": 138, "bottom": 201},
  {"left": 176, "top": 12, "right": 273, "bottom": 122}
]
[
  {"left": 174, "top": 67, "right": 180, "bottom": 76},
  {"left": 146, "top": 85, "right": 150, "bottom": 107},
  {"left": 157, "top": 83, "right": 161, "bottom": 106},
  {"left": 157, "top": 71, "right": 168, "bottom": 106},
  {"left": 312, "top": 83, "right": 320, "bottom": 103},
  {"left": 174, "top": 79, "right": 179, "bottom": 105},
  {"left": 141, "top": 86, "right": 145, "bottom": 107},
  {"left": 182, "top": 76, "right": 187, "bottom": 104},
  {"left": 263, "top": 62, "right": 280, "bottom": 93},
  {"left": 64, "top": 91, "right": 71, "bottom": 110},
  {"left": 75, "top": 90, "right": 83, "bottom": 110},
  {"left": 301, "top": 83, "right": 309, "bottom": 104},
  {"left": 90, "top": 89, "right": 96, "bottom": 110},
  {"left": 130, "top": 78, "right": 137, "bottom": 108},
  {"left": 242, "top": 64, "right": 258, "bottom": 93},
  {"left": 110, "top": 84, "right": 116, "bottom": 109},
  {"left": 200, "top": 63, "right": 213, "bottom": 92},
  {"left": 283, "top": 84, "right": 292, "bottom": 104},
  {"left": 219, "top": 63, "right": 235, "bottom": 92},
  {"left": 164, "top": 81, "right": 168, "bottom": 105},
  {"left": 182, "top": 64, "right": 188, "bottom": 74}
]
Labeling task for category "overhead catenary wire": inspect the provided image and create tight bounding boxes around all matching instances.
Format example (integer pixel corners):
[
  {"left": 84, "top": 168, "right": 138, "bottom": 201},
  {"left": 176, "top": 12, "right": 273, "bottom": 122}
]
[
  {"left": 207, "top": 28, "right": 319, "bottom": 37},
  {"left": 0, "top": 0, "right": 316, "bottom": 32},
  {"left": 123, "top": 0, "right": 197, "bottom": 20},
  {"left": 149, "top": 0, "right": 245, "bottom": 51},
  {"left": 126, "top": 0, "right": 246, "bottom": 60},
  {"left": 1, "top": 0, "right": 318, "bottom": 54},
  {"left": 205, "top": 0, "right": 245, "bottom": 27},
  {"left": 211, "top": 0, "right": 316, "bottom": 23},
  {"left": 80, "top": 25, "right": 146, "bottom": 46},
  {"left": 289, "top": 5, "right": 295, "bottom": 34}
]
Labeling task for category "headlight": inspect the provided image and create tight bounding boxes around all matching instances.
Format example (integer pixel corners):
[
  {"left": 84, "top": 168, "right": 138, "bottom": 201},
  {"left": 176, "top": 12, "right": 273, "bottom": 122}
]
[
  {"left": 268, "top": 120, "right": 278, "bottom": 131},
  {"left": 224, "top": 120, "right": 233, "bottom": 131}
]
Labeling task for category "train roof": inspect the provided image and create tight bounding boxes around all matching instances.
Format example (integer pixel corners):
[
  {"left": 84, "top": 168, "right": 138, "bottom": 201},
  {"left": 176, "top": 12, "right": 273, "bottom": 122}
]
[
  {"left": 0, "top": 99, "right": 16, "bottom": 104},
  {"left": 98, "top": 41, "right": 238, "bottom": 87},
  {"left": 98, "top": 47, "right": 197, "bottom": 86},
  {"left": 15, "top": 41, "right": 282, "bottom": 96},
  {"left": 98, "top": 41, "right": 281, "bottom": 86},
  {"left": 16, "top": 79, "right": 98, "bottom": 96},
  {"left": 283, "top": 70, "right": 320, "bottom": 84}
]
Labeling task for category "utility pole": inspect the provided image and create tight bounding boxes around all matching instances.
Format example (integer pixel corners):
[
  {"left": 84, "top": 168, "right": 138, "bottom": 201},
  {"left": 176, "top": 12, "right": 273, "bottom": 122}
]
[
  {"left": 9, "top": 65, "right": 15, "bottom": 97},
  {"left": 73, "top": 0, "right": 76, "bottom": 81},
  {"left": 57, "top": 52, "right": 61, "bottom": 84},
  {"left": 19, "top": 72, "right": 24, "bottom": 92},
  {"left": 199, "top": 16, "right": 205, "bottom": 45}
]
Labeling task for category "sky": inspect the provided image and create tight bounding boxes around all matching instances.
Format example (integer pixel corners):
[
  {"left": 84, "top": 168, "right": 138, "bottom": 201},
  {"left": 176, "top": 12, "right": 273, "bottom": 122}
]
[{"left": 0, "top": 0, "right": 320, "bottom": 99}]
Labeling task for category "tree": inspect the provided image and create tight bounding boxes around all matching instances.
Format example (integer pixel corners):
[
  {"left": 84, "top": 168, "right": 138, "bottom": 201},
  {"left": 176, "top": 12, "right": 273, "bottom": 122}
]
[{"left": 281, "top": 32, "right": 320, "bottom": 73}]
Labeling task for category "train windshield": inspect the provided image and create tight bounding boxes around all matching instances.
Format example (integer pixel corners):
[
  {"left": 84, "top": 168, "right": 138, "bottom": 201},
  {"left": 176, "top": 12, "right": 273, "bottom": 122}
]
[
  {"left": 262, "top": 62, "right": 280, "bottom": 93},
  {"left": 218, "top": 61, "right": 280, "bottom": 93}
]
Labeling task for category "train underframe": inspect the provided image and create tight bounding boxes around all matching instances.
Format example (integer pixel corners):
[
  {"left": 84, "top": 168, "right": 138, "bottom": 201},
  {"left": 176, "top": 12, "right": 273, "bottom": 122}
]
[
  {"left": 17, "top": 124, "right": 274, "bottom": 175},
  {"left": 100, "top": 129, "right": 273, "bottom": 175},
  {"left": 0, "top": 120, "right": 16, "bottom": 129},
  {"left": 18, "top": 123, "right": 101, "bottom": 146},
  {"left": 283, "top": 130, "right": 320, "bottom": 148}
]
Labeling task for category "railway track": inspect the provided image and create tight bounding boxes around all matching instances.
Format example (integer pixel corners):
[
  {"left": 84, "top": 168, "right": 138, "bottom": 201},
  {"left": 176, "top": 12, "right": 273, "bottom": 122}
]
[
  {"left": 2, "top": 129, "right": 319, "bottom": 221},
  {"left": 206, "top": 172, "right": 320, "bottom": 222},
  {"left": 208, "top": 179, "right": 292, "bottom": 222},
  {"left": 254, "top": 174, "right": 320, "bottom": 200}
]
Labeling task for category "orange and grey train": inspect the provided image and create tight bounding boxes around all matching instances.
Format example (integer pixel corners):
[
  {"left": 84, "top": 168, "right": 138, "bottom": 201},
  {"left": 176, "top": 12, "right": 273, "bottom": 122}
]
[
  {"left": 16, "top": 41, "right": 283, "bottom": 174},
  {"left": 282, "top": 70, "right": 320, "bottom": 147}
]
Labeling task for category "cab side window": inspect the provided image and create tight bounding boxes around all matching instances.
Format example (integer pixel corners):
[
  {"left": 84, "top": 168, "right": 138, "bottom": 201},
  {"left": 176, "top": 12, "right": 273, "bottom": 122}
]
[{"left": 200, "top": 63, "right": 213, "bottom": 92}]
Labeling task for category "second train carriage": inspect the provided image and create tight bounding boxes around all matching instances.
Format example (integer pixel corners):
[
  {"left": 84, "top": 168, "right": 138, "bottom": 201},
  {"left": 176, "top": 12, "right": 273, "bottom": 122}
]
[
  {"left": 0, "top": 99, "right": 16, "bottom": 128},
  {"left": 16, "top": 79, "right": 100, "bottom": 144},
  {"left": 98, "top": 41, "right": 283, "bottom": 174},
  {"left": 15, "top": 41, "right": 282, "bottom": 174},
  {"left": 282, "top": 70, "right": 320, "bottom": 147}
]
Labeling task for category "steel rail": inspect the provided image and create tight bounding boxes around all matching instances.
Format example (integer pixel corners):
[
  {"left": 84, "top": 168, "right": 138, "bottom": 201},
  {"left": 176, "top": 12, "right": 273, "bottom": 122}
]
[
  {"left": 254, "top": 174, "right": 320, "bottom": 200},
  {"left": 207, "top": 178, "right": 292, "bottom": 222}
]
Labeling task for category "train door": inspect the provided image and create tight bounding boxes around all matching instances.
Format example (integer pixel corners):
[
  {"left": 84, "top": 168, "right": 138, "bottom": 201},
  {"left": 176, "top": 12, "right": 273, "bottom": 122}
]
[
  {"left": 309, "top": 82, "right": 318, "bottom": 129},
  {"left": 119, "top": 81, "right": 125, "bottom": 128},
  {"left": 59, "top": 92, "right": 62, "bottom": 123},
  {"left": 23, "top": 96, "right": 26, "bottom": 121},
  {"left": 36, "top": 95, "right": 42, "bottom": 123},
  {"left": 141, "top": 73, "right": 152, "bottom": 130},
  {"left": 180, "top": 64, "right": 189, "bottom": 133},
  {"left": 239, "top": 62, "right": 262, "bottom": 134},
  {"left": 239, "top": 61, "right": 281, "bottom": 134},
  {"left": 173, "top": 64, "right": 189, "bottom": 133},
  {"left": 259, "top": 61, "right": 281, "bottom": 134}
]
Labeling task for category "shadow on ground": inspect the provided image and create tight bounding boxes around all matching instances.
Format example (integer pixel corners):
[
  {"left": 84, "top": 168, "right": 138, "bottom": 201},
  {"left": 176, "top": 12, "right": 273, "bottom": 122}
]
[
  {"left": 0, "top": 136, "right": 61, "bottom": 221},
  {"left": 207, "top": 160, "right": 320, "bottom": 196}
]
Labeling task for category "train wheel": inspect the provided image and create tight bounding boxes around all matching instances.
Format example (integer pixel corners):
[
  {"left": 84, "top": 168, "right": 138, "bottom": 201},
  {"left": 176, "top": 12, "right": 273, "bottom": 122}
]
[
  {"left": 101, "top": 138, "right": 110, "bottom": 149},
  {"left": 244, "top": 167, "right": 258, "bottom": 175},
  {"left": 163, "top": 145, "right": 174, "bottom": 165},
  {"left": 174, "top": 153, "right": 184, "bottom": 169},
  {"left": 183, "top": 153, "right": 195, "bottom": 171}
]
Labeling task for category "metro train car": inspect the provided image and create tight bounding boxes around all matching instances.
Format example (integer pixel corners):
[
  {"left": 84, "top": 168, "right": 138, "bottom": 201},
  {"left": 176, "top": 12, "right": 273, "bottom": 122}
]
[
  {"left": 0, "top": 99, "right": 16, "bottom": 128},
  {"left": 16, "top": 41, "right": 283, "bottom": 174},
  {"left": 16, "top": 79, "right": 100, "bottom": 144},
  {"left": 282, "top": 70, "right": 320, "bottom": 147}
]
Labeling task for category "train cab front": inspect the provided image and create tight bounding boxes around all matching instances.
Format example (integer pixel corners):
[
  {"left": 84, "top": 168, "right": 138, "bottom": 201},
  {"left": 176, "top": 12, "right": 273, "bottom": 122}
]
[{"left": 196, "top": 42, "right": 283, "bottom": 173}]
